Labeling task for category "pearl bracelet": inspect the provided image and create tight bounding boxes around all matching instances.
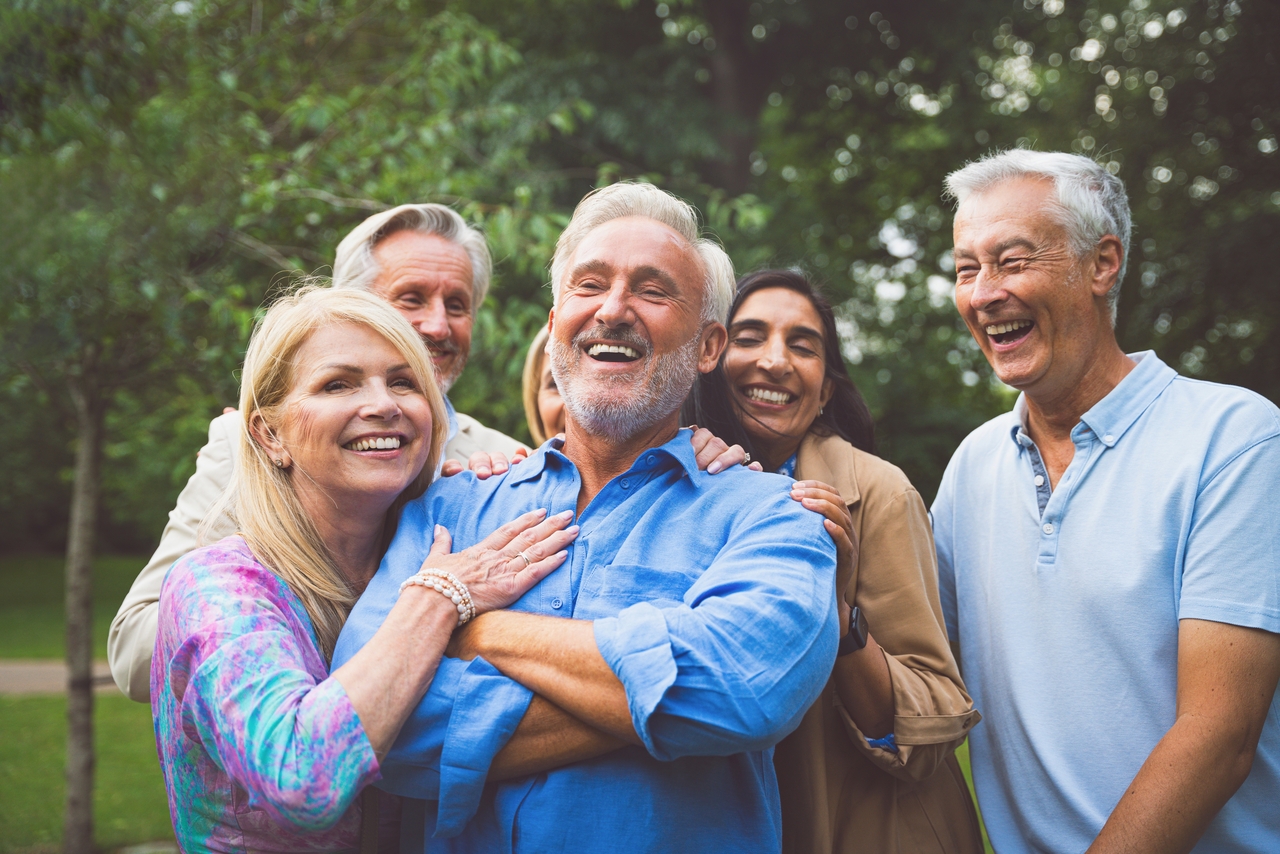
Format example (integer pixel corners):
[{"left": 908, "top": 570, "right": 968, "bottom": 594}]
[{"left": 399, "top": 569, "right": 475, "bottom": 624}]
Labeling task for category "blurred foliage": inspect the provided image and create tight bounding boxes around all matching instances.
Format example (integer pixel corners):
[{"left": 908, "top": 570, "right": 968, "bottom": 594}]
[{"left": 1, "top": 0, "right": 1276, "bottom": 552}]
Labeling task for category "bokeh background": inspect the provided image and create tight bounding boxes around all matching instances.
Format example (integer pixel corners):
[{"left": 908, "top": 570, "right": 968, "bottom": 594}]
[
  {"left": 1, "top": 1, "right": 1276, "bottom": 849},
  {"left": 2, "top": 0, "right": 1277, "bottom": 554}
]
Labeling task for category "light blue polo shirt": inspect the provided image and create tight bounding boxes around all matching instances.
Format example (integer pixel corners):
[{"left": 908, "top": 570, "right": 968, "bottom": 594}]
[{"left": 932, "top": 352, "right": 1280, "bottom": 854}]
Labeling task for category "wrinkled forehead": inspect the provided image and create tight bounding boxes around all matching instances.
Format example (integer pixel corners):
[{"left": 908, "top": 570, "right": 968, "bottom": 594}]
[
  {"left": 562, "top": 216, "right": 705, "bottom": 294},
  {"left": 953, "top": 177, "right": 1064, "bottom": 249}
]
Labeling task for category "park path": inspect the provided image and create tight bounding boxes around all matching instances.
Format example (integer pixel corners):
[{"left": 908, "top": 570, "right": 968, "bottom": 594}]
[{"left": 0, "top": 659, "right": 119, "bottom": 695}]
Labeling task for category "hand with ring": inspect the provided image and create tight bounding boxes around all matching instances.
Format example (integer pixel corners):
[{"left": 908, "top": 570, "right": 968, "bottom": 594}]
[{"left": 413, "top": 509, "right": 579, "bottom": 615}]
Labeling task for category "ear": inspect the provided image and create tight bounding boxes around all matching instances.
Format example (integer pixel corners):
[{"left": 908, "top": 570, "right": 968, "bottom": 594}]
[
  {"left": 1090, "top": 235, "right": 1124, "bottom": 300},
  {"left": 697, "top": 322, "right": 727, "bottom": 374},
  {"left": 248, "top": 411, "right": 290, "bottom": 469},
  {"left": 819, "top": 377, "right": 835, "bottom": 410},
  {"left": 547, "top": 309, "right": 555, "bottom": 335}
]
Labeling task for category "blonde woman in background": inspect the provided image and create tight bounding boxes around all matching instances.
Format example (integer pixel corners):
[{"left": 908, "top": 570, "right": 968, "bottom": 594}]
[
  {"left": 520, "top": 324, "right": 565, "bottom": 446},
  {"left": 151, "top": 287, "right": 578, "bottom": 851}
]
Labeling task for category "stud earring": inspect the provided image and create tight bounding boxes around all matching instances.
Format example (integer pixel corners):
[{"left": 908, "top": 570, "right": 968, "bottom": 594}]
[{"left": 273, "top": 458, "right": 284, "bottom": 468}]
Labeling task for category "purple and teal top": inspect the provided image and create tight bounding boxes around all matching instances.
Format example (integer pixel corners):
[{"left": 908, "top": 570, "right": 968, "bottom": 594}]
[{"left": 151, "top": 536, "right": 380, "bottom": 852}]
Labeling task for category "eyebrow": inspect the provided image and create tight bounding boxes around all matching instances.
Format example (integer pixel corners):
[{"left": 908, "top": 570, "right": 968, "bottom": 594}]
[
  {"left": 566, "top": 260, "right": 682, "bottom": 292},
  {"left": 316, "top": 362, "right": 412, "bottom": 374},
  {"left": 730, "top": 318, "right": 825, "bottom": 341}
]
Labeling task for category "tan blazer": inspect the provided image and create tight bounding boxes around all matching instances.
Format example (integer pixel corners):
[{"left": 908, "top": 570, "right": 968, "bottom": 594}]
[
  {"left": 774, "top": 431, "right": 983, "bottom": 854},
  {"left": 107, "top": 409, "right": 526, "bottom": 702}
]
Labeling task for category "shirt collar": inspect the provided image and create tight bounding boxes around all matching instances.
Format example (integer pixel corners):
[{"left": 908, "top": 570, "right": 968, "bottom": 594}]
[
  {"left": 1008, "top": 351, "right": 1177, "bottom": 449},
  {"left": 442, "top": 394, "right": 459, "bottom": 444},
  {"left": 504, "top": 428, "right": 700, "bottom": 486}
]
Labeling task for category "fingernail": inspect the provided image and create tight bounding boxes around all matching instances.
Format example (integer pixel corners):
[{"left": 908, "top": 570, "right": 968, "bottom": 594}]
[
  {"left": 556, "top": 509, "right": 575, "bottom": 520},
  {"left": 435, "top": 525, "right": 444, "bottom": 535},
  {"left": 707, "top": 462, "right": 722, "bottom": 474},
  {"left": 566, "top": 524, "right": 580, "bottom": 535}
]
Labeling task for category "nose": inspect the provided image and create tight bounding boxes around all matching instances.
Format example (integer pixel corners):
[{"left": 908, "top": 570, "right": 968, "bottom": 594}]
[
  {"left": 593, "top": 282, "right": 636, "bottom": 329},
  {"left": 360, "top": 381, "right": 402, "bottom": 421},
  {"left": 966, "top": 264, "right": 1009, "bottom": 312},
  {"left": 758, "top": 335, "right": 791, "bottom": 377},
  {"left": 412, "top": 300, "right": 451, "bottom": 344}
]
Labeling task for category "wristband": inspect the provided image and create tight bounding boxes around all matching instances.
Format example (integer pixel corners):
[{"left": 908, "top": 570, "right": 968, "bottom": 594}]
[{"left": 399, "top": 569, "right": 475, "bottom": 624}]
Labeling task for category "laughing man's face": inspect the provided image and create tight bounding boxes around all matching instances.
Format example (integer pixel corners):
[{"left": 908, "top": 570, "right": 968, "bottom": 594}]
[
  {"left": 952, "top": 176, "right": 1107, "bottom": 398},
  {"left": 548, "top": 216, "right": 723, "bottom": 441}
]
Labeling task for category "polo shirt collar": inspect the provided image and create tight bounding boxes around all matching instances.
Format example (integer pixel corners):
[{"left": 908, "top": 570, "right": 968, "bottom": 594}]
[
  {"left": 1009, "top": 351, "right": 1177, "bottom": 449},
  {"left": 504, "top": 428, "right": 699, "bottom": 486},
  {"left": 1079, "top": 351, "right": 1176, "bottom": 447}
]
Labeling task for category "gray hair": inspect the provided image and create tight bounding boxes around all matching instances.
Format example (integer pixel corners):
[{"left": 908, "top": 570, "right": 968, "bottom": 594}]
[
  {"left": 549, "top": 182, "right": 735, "bottom": 324},
  {"left": 332, "top": 203, "right": 493, "bottom": 311},
  {"left": 944, "top": 150, "right": 1131, "bottom": 322}
]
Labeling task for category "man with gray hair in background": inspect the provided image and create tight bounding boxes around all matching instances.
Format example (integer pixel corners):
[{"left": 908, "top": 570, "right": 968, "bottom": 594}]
[
  {"left": 931, "top": 149, "right": 1280, "bottom": 853},
  {"left": 331, "top": 181, "right": 840, "bottom": 853},
  {"left": 108, "top": 203, "right": 527, "bottom": 702}
]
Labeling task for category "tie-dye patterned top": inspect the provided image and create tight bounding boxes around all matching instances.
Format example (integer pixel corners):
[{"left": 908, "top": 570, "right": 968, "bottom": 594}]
[{"left": 151, "top": 536, "right": 380, "bottom": 853}]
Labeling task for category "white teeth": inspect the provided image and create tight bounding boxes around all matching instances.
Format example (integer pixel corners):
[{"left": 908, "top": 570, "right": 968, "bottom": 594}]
[
  {"left": 745, "top": 387, "right": 795, "bottom": 405},
  {"left": 346, "top": 436, "right": 401, "bottom": 451},
  {"left": 985, "top": 320, "right": 1033, "bottom": 336},
  {"left": 587, "top": 344, "right": 640, "bottom": 359}
]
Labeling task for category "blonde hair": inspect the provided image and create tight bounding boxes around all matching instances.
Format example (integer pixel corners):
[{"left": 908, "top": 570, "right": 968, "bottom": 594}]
[
  {"left": 521, "top": 324, "right": 552, "bottom": 446},
  {"left": 222, "top": 286, "right": 448, "bottom": 660}
]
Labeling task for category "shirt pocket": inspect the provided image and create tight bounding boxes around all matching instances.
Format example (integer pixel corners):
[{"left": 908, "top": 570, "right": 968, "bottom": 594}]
[{"left": 574, "top": 564, "right": 697, "bottom": 620}]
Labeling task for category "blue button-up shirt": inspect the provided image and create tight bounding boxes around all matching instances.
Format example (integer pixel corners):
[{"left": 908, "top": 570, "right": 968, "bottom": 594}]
[
  {"left": 932, "top": 352, "right": 1280, "bottom": 854},
  {"left": 334, "top": 429, "right": 838, "bottom": 853}
]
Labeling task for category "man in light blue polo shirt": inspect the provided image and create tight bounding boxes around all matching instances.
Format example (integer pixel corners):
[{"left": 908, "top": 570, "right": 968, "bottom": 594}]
[
  {"left": 333, "top": 182, "right": 839, "bottom": 852},
  {"left": 932, "top": 149, "right": 1280, "bottom": 853}
]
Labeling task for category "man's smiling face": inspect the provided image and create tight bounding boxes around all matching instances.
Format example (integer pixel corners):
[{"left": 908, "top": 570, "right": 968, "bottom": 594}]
[
  {"left": 368, "top": 230, "right": 473, "bottom": 392},
  {"left": 952, "top": 176, "right": 1109, "bottom": 397},
  {"left": 548, "top": 216, "right": 723, "bottom": 441}
]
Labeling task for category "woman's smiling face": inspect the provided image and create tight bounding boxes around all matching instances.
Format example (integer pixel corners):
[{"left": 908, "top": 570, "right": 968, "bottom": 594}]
[
  {"left": 272, "top": 321, "right": 434, "bottom": 515},
  {"left": 723, "top": 287, "right": 833, "bottom": 468}
]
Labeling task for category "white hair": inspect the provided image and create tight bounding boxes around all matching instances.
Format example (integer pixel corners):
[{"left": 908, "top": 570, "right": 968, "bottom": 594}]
[
  {"left": 549, "top": 182, "right": 735, "bottom": 324},
  {"left": 944, "top": 150, "right": 1132, "bottom": 322},
  {"left": 332, "top": 203, "right": 492, "bottom": 312}
]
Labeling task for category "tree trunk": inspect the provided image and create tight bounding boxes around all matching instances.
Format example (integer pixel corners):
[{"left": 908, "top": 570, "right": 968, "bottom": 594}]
[{"left": 63, "top": 381, "right": 104, "bottom": 854}]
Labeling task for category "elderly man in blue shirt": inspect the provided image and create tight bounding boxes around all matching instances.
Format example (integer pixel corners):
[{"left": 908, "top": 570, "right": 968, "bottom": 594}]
[
  {"left": 932, "top": 150, "right": 1280, "bottom": 854},
  {"left": 333, "top": 182, "right": 840, "bottom": 852}
]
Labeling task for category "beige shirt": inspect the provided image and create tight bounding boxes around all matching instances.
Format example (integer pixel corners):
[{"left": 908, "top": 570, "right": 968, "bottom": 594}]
[
  {"left": 107, "top": 409, "right": 526, "bottom": 702},
  {"left": 774, "top": 431, "right": 984, "bottom": 854}
]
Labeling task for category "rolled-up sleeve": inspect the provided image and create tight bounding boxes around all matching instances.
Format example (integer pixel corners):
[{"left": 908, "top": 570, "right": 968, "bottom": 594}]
[
  {"left": 593, "top": 495, "right": 839, "bottom": 761},
  {"left": 332, "top": 493, "right": 533, "bottom": 837}
]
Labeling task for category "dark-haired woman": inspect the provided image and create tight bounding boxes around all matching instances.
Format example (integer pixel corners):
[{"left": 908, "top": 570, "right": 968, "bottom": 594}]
[{"left": 686, "top": 270, "right": 984, "bottom": 854}]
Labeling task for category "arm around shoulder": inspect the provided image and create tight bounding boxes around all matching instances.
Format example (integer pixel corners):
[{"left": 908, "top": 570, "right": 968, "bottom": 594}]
[
  {"left": 108, "top": 412, "right": 239, "bottom": 701},
  {"left": 834, "top": 481, "right": 979, "bottom": 782}
]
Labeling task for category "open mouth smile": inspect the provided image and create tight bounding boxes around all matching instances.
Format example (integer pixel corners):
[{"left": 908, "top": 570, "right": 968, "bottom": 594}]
[
  {"left": 985, "top": 319, "right": 1033, "bottom": 346},
  {"left": 586, "top": 343, "right": 642, "bottom": 363},
  {"left": 742, "top": 385, "right": 797, "bottom": 406},
  {"left": 343, "top": 435, "right": 404, "bottom": 451}
]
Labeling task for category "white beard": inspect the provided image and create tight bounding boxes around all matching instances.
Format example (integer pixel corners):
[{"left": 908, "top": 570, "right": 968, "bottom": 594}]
[{"left": 550, "top": 327, "right": 701, "bottom": 443}]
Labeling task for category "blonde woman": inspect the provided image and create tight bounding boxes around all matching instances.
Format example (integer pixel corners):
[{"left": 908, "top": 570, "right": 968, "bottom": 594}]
[
  {"left": 520, "top": 325, "right": 565, "bottom": 446},
  {"left": 151, "top": 287, "right": 578, "bottom": 850}
]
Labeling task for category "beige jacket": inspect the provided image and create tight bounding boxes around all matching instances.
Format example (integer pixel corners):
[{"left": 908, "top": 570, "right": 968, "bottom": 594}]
[
  {"left": 774, "top": 432, "right": 983, "bottom": 854},
  {"left": 108, "top": 408, "right": 526, "bottom": 702}
]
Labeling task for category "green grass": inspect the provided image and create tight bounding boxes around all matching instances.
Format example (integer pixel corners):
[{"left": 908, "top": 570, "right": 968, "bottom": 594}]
[
  {"left": 956, "top": 739, "right": 996, "bottom": 854},
  {"left": 0, "top": 554, "right": 147, "bottom": 660},
  {"left": 0, "top": 694, "right": 173, "bottom": 853}
]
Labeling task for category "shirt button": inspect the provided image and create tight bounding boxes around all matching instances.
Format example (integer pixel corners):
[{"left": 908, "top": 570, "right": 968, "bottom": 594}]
[
  {"left": 1042, "top": 522, "right": 1055, "bottom": 535},
  {"left": 1104, "top": 434, "right": 1115, "bottom": 443},
  {"left": 645, "top": 454, "right": 656, "bottom": 466},
  {"left": 1034, "top": 475, "right": 1045, "bottom": 487},
  {"left": 620, "top": 478, "right": 630, "bottom": 489},
  {"left": 551, "top": 598, "right": 563, "bottom": 610}
]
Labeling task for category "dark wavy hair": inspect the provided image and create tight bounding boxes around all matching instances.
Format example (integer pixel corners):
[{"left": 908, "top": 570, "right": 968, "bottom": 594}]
[{"left": 683, "top": 269, "right": 875, "bottom": 458}]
